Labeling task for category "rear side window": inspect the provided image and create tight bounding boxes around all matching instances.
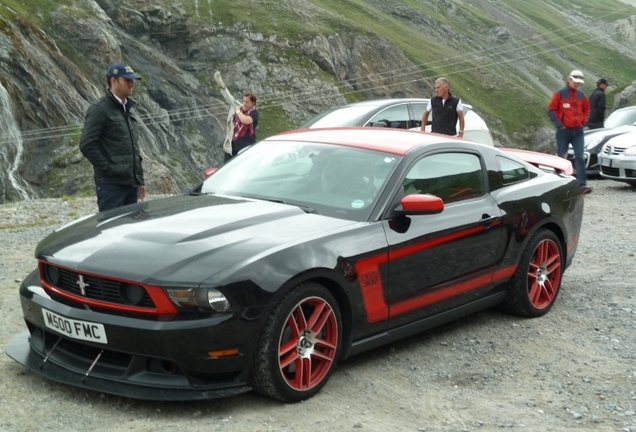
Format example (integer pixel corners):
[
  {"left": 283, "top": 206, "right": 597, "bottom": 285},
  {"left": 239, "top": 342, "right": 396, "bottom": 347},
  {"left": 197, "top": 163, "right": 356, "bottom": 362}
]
[
  {"left": 403, "top": 153, "right": 485, "bottom": 203},
  {"left": 497, "top": 157, "right": 529, "bottom": 185}
]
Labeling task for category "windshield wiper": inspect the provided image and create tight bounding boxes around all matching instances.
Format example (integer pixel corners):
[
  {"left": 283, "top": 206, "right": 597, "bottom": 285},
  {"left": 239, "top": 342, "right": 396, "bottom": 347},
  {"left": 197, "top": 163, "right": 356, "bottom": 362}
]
[
  {"left": 297, "top": 205, "right": 319, "bottom": 214},
  {"left": 268, "top": 199, "right": 319, "bottom": 214}
]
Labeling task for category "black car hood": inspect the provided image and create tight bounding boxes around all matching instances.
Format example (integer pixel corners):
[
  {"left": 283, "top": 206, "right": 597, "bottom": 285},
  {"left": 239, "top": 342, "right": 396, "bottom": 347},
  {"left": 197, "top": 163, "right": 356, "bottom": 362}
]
[{"left": 36, "top": 195, "right": 357, "bottom": 285}]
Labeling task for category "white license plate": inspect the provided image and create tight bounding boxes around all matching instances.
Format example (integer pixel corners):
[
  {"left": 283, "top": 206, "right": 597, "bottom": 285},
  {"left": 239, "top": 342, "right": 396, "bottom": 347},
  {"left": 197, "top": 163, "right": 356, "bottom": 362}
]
[
  {"left": 42, "top": 309, "right": 108, "bottom": 344},
  {"left": 600, "top": 157, "right": 612, "bottom": 167}
]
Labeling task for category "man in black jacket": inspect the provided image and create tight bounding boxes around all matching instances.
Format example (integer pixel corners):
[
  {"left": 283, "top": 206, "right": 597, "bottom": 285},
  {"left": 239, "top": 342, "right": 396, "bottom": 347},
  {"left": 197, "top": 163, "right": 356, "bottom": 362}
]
[
  {"left": 587, "top": 78, "right": 608, "bottom": 130},
  {"left": 421, "top": 77, "right": 465, "bottom": 137},
  {"left": 80, "top": 63, "right": 145, "bottom": 212}
]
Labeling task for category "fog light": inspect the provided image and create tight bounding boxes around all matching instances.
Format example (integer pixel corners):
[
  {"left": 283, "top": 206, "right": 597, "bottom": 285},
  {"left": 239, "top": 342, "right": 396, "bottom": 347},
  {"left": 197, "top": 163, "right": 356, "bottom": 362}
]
[
  {"left": 45, "top": 265, "right": 60, "bottom": 286},
  {"left": 120, "top": 283, "right": 145, "bottom": 305}
]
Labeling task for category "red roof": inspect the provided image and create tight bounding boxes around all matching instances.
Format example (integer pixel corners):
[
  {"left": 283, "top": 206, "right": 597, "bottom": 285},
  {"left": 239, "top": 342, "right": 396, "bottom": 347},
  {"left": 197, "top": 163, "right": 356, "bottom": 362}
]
[{"left": 266, "top": 127, "right": 460, "bottom": 155}]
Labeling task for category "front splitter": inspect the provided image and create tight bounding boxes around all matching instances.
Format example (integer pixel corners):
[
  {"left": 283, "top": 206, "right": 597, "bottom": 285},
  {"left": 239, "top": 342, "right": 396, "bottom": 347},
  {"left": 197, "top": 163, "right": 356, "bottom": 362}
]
[{"left": 5, "top": 331, "right": 251, "bottom": 401}]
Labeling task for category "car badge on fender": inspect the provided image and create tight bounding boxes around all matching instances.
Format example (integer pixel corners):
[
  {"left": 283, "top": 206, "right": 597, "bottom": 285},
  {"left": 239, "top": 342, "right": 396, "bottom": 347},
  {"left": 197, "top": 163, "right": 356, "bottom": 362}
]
[{"left": 76, "top": 275, "right": 89, "bottom": 296}]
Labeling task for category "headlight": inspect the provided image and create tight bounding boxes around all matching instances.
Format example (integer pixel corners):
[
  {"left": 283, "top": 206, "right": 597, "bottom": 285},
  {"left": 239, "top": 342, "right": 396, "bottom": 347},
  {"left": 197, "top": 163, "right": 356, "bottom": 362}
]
[
  {"left": 625, "top": 146, "right": 636, "bottom": 157},
  {"left": 585, "top": 136, "right": 604, "bottom": 150},
  {"left": 165, "top": 287, "right": 231, "bottom": 312}
]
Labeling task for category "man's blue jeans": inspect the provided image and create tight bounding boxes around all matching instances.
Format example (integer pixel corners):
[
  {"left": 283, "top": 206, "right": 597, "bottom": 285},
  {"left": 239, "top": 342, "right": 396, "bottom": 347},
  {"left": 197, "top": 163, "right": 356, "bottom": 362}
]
[
  {"left": 96, "top": 184, "right": 139, "bottom": 212},
  {"left": 556, "top": 127, "right": 586, "bottom": 187}
]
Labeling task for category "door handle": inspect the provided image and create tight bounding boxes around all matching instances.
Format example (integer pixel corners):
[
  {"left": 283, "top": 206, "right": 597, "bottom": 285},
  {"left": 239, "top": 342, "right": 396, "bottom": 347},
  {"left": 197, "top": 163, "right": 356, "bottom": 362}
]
[{"left": 480, "top": 214, "right": 498, "bottom": 227}]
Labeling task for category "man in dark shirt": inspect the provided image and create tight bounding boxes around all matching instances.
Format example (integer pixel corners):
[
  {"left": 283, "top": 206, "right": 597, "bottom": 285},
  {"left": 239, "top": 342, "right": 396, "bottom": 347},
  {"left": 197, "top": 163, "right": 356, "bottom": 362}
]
[
  {"left": 79, "top": 63, "right": 145, "bottom": 211},
  {"left": 587, "top": 78, "right": 608, "bottom": 130},
  {"left": 421, "top": 77, "right": 465, "bottom": 137}
]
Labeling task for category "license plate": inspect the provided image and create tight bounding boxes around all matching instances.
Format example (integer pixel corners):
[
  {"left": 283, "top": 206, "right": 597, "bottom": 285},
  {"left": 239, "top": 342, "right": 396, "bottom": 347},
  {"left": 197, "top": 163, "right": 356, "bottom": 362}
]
[
  {"left": 42, "top": 309, "right": 108, "bottom": 344},
  {"left": 600, "top": 157, "right": 612, "bottom": 167}
]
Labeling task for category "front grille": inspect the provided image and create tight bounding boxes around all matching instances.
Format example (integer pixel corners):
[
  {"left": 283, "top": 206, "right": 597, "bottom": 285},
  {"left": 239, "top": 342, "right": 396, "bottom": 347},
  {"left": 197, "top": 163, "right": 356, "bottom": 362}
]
[
  {"left": 601, "top": 166, "right": 620, "bottom": 177},
  {"left": 42, "top": 263, "right": 155, "bottom": 308},
  {"left": 602, "top": 146, "right": 625, "bottom": 156}
]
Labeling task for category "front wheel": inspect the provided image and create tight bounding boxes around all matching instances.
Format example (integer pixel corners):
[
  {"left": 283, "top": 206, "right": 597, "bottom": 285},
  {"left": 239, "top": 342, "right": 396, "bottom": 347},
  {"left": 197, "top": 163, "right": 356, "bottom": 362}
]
[
  {"left": 501, "top": 229, "right": 564, "bottom": 318},
  {"left": 248, "top": 282, "right": 342, "bottom": 402}
]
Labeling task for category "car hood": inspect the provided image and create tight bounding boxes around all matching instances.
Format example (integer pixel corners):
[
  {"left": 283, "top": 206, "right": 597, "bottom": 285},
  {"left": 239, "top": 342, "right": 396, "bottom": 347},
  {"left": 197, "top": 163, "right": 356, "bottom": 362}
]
[
  {"left": 604, "top": 130, "right": 636, "bottom": 148},
  {"left": 585, "top": 124, "right": 636, "bottom": 140},
  {"left": 36, "top": 195, "right": 357, "bottom": 285}
]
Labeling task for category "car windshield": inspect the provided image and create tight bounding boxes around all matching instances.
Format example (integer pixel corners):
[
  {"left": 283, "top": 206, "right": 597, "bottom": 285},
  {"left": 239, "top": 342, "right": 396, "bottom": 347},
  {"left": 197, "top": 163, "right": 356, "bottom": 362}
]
[
  {"left": 298, "top": 106, "right": 378, "bottom": 128},
  {"left": 201, "top": 141, "right": 401, "bottom": 221},
  {"left": 605, "top": 108, "right": 636, "bottom": 128}
]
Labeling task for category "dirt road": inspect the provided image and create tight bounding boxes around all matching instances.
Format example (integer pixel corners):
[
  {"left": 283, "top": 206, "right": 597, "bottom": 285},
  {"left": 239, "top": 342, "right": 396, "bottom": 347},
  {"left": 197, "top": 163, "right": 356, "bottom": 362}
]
[{"left": 1, "top": 178, "right": 635, "bottom": 431}]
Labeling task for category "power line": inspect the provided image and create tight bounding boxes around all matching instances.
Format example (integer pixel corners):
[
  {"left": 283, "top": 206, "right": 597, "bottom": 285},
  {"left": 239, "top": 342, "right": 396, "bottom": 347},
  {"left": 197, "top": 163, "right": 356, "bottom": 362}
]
[{"left": 1, "top": 6, "right": 633, "bottom": 145}]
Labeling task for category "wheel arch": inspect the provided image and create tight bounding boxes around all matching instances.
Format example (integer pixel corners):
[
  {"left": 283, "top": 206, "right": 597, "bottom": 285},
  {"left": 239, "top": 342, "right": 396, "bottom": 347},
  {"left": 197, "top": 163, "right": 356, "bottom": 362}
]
[
  {"left": 271, "top": 269, "right": 354, "bottom": 361},
  {"left": 538, "top": 221, "right": 567, "bottom": 267}
]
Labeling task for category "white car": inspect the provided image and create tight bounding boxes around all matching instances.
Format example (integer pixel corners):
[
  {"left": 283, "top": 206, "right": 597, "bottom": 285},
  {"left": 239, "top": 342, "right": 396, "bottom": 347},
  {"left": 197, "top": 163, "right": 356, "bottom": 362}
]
[
  {"left": 299, "top": 98, "right": 495, "bottom": 146},
  {"left": 598, "top": 130, "right": 636, "bottom": 186}
]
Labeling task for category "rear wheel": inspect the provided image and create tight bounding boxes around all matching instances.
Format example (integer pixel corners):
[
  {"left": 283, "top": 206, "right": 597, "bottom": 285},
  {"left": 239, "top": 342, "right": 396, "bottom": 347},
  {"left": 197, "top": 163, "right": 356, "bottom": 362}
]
[
  {"left": 502, "top": 229, "right": 563, "bottom": 317},
  {"left": 248, "top": 282, "right": 342, "bottom": 402}
]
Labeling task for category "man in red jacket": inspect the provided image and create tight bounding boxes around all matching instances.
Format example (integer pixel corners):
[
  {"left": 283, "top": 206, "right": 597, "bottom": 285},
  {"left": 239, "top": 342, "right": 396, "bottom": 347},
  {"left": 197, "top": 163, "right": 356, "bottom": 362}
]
[{"left": 547, "top": 70, "right": 591, "bottom": 194}]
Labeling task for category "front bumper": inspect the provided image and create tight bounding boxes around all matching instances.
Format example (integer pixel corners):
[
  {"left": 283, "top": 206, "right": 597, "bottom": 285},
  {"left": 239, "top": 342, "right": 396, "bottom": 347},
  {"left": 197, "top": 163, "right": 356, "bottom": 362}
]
[
  {"left": 6, "top": 332, "right": 250, "bottom": 401},
  {"left": 5, "top": 273, "right": 266, "bottom": 401},
  {"left": 566, "top": 149, "right": 599, "bottom": 175},
  {"left": 598, "top": 155, "right": 636, "bottom": 184}
]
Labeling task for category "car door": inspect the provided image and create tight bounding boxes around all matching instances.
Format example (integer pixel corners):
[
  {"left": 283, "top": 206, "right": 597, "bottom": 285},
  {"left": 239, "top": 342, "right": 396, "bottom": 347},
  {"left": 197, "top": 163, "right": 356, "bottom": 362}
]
[{"left": 382, "top": 151, "right": 507, "bottom": 327}]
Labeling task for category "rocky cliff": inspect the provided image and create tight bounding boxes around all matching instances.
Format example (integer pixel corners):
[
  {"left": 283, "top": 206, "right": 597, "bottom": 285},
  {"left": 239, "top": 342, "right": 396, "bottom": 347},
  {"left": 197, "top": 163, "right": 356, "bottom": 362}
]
[{"left": 1, "top": 0, "right": 635, "bottom": 202}]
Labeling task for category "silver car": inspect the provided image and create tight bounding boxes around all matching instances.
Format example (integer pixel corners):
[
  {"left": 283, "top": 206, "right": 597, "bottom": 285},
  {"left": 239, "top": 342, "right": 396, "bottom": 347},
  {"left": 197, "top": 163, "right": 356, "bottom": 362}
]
[
  {"left": 299, "top": 98, "right": 495, "bottom": 146},
  {"left": 567, "top": 105, "right": 636, "bottom": 176},
  {"left": 598, "top": 130, "right": 636, "bottom": 186}
]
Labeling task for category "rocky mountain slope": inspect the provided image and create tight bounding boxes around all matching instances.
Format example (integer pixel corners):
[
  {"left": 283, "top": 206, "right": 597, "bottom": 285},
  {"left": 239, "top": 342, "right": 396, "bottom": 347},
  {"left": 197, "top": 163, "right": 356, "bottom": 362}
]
[{"left": 1, "top": 0, "right": 636, "bottom": 202}]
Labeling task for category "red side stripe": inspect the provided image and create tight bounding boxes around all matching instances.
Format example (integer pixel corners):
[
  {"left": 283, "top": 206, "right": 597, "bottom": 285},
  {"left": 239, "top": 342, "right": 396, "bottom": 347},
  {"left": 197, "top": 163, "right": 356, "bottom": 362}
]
[
  {"left": 389, "top": 271, "right": 494, "bottom": 316},
  {"left": 388, "top": 225, "right": 485, "bottom": 261},
  {"left": 354, "top": 225, "right": 514, "bottom": 323}
]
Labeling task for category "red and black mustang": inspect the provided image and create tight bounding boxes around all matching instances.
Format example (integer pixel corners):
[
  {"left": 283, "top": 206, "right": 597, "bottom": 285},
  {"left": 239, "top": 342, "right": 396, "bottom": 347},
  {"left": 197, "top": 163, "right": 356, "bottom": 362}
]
[{"left": 7, "top": 128, "right": 583, "bottom": 402}]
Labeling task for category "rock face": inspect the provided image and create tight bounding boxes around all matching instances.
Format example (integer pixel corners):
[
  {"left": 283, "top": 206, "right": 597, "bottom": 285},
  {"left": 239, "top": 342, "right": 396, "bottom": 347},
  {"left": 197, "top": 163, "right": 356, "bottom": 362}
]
[
  {"left": 0, "top": 2, "right": 433, "bottom": 202},
  {"left": 1, "top": 1, "right": 636, "bottom": 202}
]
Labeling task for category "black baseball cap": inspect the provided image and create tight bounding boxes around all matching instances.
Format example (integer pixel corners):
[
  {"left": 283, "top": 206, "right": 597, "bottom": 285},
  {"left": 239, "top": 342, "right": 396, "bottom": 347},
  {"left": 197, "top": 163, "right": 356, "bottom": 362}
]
[
  {"left": 597, "top": 78, "right": 608, "bottom": 85},
  {"left": 107, "top": 63, "right": 141, "bottom": 80}
]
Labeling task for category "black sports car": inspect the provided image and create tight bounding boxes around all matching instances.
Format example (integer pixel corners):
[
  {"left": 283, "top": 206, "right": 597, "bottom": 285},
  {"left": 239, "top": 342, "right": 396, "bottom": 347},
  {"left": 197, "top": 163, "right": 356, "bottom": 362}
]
[{"left": 7, "top": 128, "right": 583, "bottom": 402}]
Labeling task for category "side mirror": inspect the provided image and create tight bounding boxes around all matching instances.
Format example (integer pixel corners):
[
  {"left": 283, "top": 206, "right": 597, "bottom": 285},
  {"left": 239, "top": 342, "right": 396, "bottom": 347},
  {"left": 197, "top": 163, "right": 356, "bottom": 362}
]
[
  {"left": 203, "top": 167, "right": 218, "bottom": 178},
  {"left": 395, "top": 194, "right": 444, "bottom": 215}
]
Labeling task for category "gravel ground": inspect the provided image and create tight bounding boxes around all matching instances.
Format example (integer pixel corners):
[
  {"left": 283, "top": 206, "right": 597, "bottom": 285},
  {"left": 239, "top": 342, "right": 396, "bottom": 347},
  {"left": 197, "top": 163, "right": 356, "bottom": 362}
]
[{"left": 1, "top": 178, "right": 635, "bottom": 432}]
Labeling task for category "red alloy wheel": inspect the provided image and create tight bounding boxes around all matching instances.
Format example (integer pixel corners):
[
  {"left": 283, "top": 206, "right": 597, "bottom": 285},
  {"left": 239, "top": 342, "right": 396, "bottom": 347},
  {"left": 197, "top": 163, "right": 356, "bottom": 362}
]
[
  {"left": 277, "top": 296, "right": 339, "bottom": 391},
  {"left": 527, "top": 238, "right": 562, "bottom": 309}
]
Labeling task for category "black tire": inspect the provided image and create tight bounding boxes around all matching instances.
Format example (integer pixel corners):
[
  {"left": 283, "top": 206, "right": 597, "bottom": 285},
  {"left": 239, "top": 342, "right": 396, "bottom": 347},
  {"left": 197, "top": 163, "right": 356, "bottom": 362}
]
[
  {"left": 248, "top": 282, "right": 342, "bottom": 402},
  {"left": 501, "top": 229, "right": 564, "bottom": 318}
]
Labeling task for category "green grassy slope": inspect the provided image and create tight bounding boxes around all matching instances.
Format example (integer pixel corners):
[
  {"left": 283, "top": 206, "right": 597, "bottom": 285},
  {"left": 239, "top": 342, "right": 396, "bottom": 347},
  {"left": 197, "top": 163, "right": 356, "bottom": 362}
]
[{"left": 5, "top": 0, "right": 636, "bottom": 145}]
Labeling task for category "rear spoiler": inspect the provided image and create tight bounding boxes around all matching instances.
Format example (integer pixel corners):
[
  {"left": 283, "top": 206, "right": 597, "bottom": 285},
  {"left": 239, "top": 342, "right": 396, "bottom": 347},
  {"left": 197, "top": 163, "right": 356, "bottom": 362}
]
[{"left": 500, "top": 148, "right": 573, "bottom": 176}]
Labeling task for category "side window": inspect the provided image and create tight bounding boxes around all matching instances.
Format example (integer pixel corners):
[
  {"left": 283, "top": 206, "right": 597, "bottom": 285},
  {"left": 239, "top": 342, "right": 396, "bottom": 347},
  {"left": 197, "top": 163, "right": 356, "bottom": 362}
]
[
  {"left": 497, "top": 156, "right": 529, "bottom": 185},
  {"left": 411, "top": 103, "right": 427, "bottom": 129},
  {"left": 367, "top": 104, "right": 410, "bottom": 129},
  {"left": 403, "top": 153, "right": 485, "bottom": 203}
]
